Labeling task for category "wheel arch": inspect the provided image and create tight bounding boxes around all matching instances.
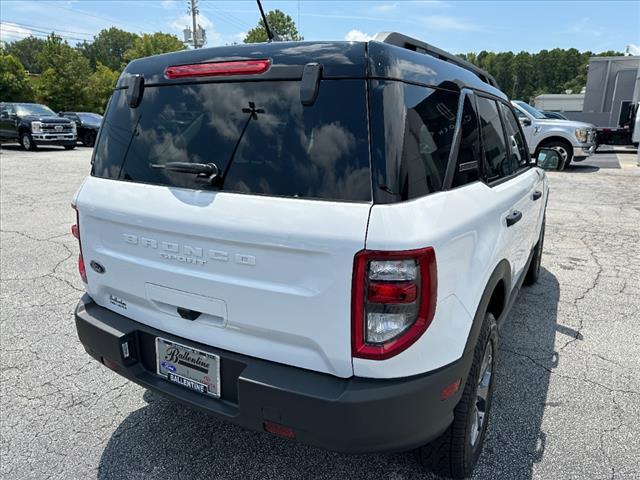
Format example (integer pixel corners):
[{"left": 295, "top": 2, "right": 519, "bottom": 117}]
[
  {"left": 462, "top": 259, "right": 512, "bottom": 359},
  {"left": 535, "top": 135, "right": 574, "bottom": 154}
]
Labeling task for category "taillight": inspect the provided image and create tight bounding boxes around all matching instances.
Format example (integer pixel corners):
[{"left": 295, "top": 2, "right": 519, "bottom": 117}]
[
  {"left": 71, "top": 204, "right": 87, "bottom": 283},
  {"left": 352, "top": 247, "right": 437, "bottom": 360},
  {"left": 164, "top": 59, "right": 271, "bottom": 79}
]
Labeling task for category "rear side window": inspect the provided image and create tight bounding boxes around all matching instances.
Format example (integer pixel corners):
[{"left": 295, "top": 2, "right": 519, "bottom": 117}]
[
  {"left": 369, "top": 81, "right": 460, "bottom": 203},
  {"left": 477, "top": 97, "right": 509, "bottom": 182},
  {"left": 452, "top": 95, "right": 481, "bottom": 188},
  {"left": 92, "top": 80, "right": 372, "bottom": 202},
  {"left": 499, "top": 102, "right": 529, "bottom": 172}
]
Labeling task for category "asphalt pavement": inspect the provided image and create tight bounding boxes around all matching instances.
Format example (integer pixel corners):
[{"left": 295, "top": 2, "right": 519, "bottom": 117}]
[{"left": 1, "top": 145, "right": 639, "bottom": 479}]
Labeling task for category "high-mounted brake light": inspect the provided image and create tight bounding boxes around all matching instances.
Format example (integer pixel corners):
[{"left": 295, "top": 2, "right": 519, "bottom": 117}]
[
  {"left": 71, "top": 204, "right": 87, "bottom": 283},
  {"left": 165, "top": 59, "right": 271, "bottom": 79},
  {"left": 352, "top": 247, "right": 437, "bottom": 360}
]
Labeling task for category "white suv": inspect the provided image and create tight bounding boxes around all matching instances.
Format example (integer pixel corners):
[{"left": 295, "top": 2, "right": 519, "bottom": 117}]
[
  {"left": 512, "top": 100, "right": 597, "bottom": 168},
  {"left": 72, "top": 33, "right": 550, "bottom": 478}
]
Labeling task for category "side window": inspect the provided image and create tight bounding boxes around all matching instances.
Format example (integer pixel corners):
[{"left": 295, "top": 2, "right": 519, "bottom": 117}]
[
  {"left": 477, "top": 97, "right": 510, "bottom": 182},
  {"left": 452, "top": 94, "right": 481, "bottom": 188},
  {"left": 499, "top": 103, "right": 529, "bottom": 172}
]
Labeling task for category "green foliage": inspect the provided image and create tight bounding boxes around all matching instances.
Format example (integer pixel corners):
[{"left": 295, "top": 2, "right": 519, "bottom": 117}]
[
  {"left": 244, "top": 9, "right": 303, "bottom": 43},
  {"left": 0, "top": 53, "right": 34, "bottom": 101},
  {"left": 84, "top": 63, "right": 119, "bottom": 113},
  {"left": 124, "top": 32, "right": 185, "bottom": 62},
  {"left": 78, "top": 27, "right": 139, "bottom": 71},
  {"left": 4, "top": 36, "right": 47, "bottom": 74},
  {"left": 34, "top": 34, "right": 92, "bottom": 111},
  {"left": 459, "top": 48, "right": 623, "bottom": 101}
]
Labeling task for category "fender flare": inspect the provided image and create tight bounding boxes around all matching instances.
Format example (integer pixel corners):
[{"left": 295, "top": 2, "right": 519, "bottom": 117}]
[{"left": 461, "top": 259, "right": 511, "bottom": 359}]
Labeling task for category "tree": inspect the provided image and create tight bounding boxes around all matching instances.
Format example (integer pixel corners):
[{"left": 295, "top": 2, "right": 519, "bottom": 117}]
[
  {"left": 84, "top": 63, "right": 119, "bottom": 113},
  {"left": 124, "top": 32, "right": 185, "bottom": 62},
  {"left": 78, "top": 27, "right": 138, "bottom": 71},
  {"left": 243, "top": 9, "right": 303, "bottom": 43},
  {"left": 5, "top": 36, "right": 47, "bottom": 74},
  {"left": 0, "top": 53, "right": 34, "bottom": 101},
  {"left": 34, "top": 34, "right": 92, "bottom": 111}
]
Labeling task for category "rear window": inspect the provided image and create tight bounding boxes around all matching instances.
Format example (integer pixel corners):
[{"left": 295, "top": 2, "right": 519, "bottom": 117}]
[{"left": 92, "top": 80, "right": 372, "bottom": 202}]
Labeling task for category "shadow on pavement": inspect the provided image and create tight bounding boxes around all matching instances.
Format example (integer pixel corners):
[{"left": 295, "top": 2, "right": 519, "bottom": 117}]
[
  {"left": 97, "top": 268, "right": 561, "bottom": 480},
  {"left": 565, "top": 163, "right": 600, "bottom": 173}
]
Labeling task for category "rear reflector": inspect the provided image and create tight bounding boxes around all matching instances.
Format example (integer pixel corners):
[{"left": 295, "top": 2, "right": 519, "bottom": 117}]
[
  {"left": 263, "top": 421, "right": 296, "bottom": 439},
  {"left": 440, "top": 379, "right": 461, "bottom": 400},
  {"left": 165, "top": 59, "right": 271, "bottom": 79}
]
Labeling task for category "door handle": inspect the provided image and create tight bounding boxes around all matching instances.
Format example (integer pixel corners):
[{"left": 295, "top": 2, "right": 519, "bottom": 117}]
[
  {"left": 506, "top": 210, "right": 523, "bottom": 227},
  {"left": 532, "top": 190, "right": 542, "bottom": 201}
]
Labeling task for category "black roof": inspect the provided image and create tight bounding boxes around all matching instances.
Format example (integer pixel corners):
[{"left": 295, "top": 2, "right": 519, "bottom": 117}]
[{"left": 118, "top": 37, "right": 506, "bottom": 99}]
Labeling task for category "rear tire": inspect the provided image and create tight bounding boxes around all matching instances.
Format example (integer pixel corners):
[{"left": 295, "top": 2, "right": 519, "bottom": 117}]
[
  {"left": 417, "top": 313, "right": 498, "bottom": 479},
  {"left": 82, "top": 131, "right": 96, "bottom": 147},
  {"left": 20, "top": 132, "right": 37, "bottom": 151},
  {"left": 524, "top": 217, "right": 545, "bottom": 286}
]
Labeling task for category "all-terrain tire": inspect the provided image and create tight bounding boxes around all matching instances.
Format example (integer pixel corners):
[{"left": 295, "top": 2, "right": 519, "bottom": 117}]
[{"left": 417, "top": 312, "right": 498, "bottom": 478}]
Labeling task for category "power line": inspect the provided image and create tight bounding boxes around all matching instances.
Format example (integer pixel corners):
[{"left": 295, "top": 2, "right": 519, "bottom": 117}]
[{"left": 3, "top": 21, "right": 94, "bottom": 39}]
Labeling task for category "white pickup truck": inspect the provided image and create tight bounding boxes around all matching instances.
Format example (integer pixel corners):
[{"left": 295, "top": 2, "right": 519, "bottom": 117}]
[{"left": 512, "top": 100, "right": 597, "bottom": 169}]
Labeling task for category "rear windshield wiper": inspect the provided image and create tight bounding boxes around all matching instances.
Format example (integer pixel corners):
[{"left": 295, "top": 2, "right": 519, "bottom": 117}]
[
  {"left": 150, "top": 101, "right": 263, "bottom": 189},
  {"left": 151, "top": 162, "right": 219, "bottom": 182}
]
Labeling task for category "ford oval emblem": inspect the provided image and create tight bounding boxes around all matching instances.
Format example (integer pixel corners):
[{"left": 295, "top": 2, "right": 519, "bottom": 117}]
[
  {"left": 89, "top": 260, "right": 105, "bottom": 274},
  {"left": 161, "top": 361, "right": 176, "bottom": 373}
]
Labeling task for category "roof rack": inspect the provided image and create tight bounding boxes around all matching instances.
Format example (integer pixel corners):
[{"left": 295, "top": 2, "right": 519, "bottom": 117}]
[{"left": 373, "top": 32, "right": 499, "bottom": 89}]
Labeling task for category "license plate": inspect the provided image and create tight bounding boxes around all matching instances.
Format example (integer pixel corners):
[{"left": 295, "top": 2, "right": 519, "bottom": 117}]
[{"left": 155, "top": 338, "right": 220, "bottom": 398}]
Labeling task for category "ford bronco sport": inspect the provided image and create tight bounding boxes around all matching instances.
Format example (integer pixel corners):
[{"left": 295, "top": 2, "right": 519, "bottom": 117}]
[{"left": 72, "top": 32, "right": 551, "bottom": 478}]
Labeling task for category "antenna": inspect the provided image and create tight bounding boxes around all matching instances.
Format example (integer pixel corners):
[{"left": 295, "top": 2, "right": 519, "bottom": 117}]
[{"left": 256, "top": 0, "right": 279, "bottom": 42}]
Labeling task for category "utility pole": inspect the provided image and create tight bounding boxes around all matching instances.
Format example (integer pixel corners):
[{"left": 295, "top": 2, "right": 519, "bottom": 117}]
[{"left": 183, "top": 0, "right": 206, "bottom": 49}]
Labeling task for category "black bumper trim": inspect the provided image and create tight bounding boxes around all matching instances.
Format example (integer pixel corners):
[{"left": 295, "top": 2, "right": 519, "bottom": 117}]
[{"left": 75, "top": 294, "right": 471, "bottom": 453}]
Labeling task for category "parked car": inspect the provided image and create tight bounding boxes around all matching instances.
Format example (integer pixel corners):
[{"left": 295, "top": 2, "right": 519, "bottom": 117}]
[
  {"left": 72, "top": 32, "right": 553, "bottom": 479},
  {"left": 59, "top": 112, "right": 103, "bottom": 147},
  {"left": 512, "top": 100, "right": 596, "bottom": 169},
  {"left": 541, "top": 110, "right": 569, "bottom": 120},
  {"left": 0, "top": 102, "right": 76, "bottom": 150}
]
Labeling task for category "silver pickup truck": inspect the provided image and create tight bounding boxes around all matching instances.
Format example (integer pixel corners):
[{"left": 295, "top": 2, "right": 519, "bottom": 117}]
[{"left": 512, "top": 100, "right": 596, "bottom": 169}]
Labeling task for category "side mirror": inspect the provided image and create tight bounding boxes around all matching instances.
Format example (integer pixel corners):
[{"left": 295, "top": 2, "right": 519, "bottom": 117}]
[
  {"left": 536, "top": 148, "right": 564, "bottom": 171},
  {"left": 519, "top": 117, "right": 532, "bottom": 127},
  {"left": 0, "top": 111, "right": 9, "bottom": 120}
]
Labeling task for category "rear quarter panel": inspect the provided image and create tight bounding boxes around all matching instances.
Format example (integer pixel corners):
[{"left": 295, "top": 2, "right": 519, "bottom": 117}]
[{"left": 355, "top": 182, "right": 515, "bottom": 378}]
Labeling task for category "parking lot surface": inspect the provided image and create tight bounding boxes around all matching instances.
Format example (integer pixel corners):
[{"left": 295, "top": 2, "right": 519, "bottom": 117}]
[{"left": 1, "top": 145, "right": 639, "bottom": 479}]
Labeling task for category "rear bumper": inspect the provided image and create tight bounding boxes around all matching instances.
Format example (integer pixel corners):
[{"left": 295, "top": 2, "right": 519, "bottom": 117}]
[{"left": 74, "top": 294, "right": 470, "bottom": 453}]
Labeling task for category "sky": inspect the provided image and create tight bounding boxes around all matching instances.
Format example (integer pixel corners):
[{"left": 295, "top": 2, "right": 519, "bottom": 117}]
[{"left": 0, "top": 0, "right": 638, "bottom": 54}]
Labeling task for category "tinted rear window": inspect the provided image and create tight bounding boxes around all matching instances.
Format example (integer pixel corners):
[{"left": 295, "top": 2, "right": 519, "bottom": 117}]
[{"left": 92, "top": 80, "right": 372, "bottom": 202}]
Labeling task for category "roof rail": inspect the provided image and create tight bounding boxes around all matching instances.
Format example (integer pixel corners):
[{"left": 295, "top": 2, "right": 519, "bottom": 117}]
[{"left": 373, "top": 32, "right": 499, "bottom": 89}]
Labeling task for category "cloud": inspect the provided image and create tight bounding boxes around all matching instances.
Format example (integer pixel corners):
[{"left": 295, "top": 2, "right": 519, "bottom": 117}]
[
  {"left": 161, "top": 0, "right": 178, "bottom": 9},
  {"left": 373, "top": 3, "right": 398, "bottom": 13},
  {"left": 422, "top": 15, "right": 481, "bottom": 32},
  {"left": 569, "top": 17, "right": 603, "bottom": 37},
  {"left": 0, "top": 22, "right": 34, "bottom": 42},
  {"left": 344, "top": 29, "right": 375, "bottom": 42}
]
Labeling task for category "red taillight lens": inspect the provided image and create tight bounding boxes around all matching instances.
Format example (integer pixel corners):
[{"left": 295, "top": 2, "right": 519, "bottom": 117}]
[
  {"left": 367, "top": 282, "right": 417, "bottom": 303},
  {"left": 352, "top": 247, "right": 437, "bottom": 360},
  {"left": 165, "top": 59, "right": 271, "bottom": 79},
  {"left": 71, "top": 204, "right": 87, "bottom": 283}
]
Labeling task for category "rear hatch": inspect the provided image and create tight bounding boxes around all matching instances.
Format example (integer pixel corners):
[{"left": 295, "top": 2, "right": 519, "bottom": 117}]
[{"left": 75, "top": 43, "right": 372, "bottom": 377}]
